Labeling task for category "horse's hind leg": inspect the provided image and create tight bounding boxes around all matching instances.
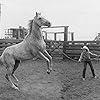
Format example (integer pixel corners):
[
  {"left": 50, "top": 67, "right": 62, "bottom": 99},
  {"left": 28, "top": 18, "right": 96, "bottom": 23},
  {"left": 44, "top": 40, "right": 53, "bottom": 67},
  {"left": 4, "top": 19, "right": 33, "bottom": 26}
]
[
  {"left": 5, "top": 66, "right": 19, "bottom": 90},
  {"left": 11, "top": 60, "right": 20, "bottom": 83},
  {"left": 4, "top": 55, "right": 19, "bottom": 90}
]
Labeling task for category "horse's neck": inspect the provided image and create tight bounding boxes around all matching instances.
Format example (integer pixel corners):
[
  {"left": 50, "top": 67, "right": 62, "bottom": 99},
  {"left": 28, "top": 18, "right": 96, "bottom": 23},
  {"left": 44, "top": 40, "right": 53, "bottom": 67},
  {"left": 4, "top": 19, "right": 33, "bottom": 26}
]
[
  {"left": 25, "top": 23, "right": 43, "bottom": 41},
  {"left": 32, "top": 24, "right": 42, "bottom": 40}
]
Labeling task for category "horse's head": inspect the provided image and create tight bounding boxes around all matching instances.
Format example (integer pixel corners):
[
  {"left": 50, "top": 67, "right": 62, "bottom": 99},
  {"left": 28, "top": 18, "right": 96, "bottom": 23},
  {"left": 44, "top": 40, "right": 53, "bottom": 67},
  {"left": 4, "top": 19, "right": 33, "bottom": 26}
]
[{"left": 34, "top": 12, "right": 51, "bottom": 27}]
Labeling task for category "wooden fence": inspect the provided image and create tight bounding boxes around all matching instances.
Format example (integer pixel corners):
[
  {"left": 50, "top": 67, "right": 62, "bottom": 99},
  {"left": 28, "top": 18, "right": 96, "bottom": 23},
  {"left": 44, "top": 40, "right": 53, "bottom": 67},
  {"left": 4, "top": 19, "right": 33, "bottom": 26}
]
[
  {"left": 0, "top": 39, "right": 22, "bottom": 55},
  {"left": 46, "top": 40, "right": 100, "bottom": 59},
  {"left": 0, "top": 39, "right": 100, "bottom": 59}
]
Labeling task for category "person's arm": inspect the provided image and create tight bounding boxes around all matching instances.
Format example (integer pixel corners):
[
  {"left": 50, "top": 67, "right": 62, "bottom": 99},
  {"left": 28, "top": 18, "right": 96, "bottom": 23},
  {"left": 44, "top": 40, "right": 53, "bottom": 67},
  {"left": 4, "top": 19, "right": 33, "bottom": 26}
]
[
  {"left": 78, "top": 52, "right": 83, "bottom": 62},
  {"left": 89, "top": 51, "right": 98, "bottom": 57}
]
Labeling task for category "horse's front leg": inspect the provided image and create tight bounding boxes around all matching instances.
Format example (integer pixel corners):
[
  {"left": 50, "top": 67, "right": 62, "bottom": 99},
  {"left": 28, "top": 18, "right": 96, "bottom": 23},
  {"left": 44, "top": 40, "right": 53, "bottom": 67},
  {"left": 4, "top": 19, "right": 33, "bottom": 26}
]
[
  {"left": 38, "top": 51, "right": 52, "bottom": 74},
  {"left": 43, "top": 50, "right": 53, "bottom": 70}
]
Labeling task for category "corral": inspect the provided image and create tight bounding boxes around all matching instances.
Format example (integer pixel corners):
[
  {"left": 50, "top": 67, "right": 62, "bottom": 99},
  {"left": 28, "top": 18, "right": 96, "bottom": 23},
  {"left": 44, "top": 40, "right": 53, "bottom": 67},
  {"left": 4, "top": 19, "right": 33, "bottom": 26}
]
[
  {"left": 0, "top": 26, "right": 100, "bottom": 100},
  {"left": 3, "top": 26, "right": 100, "bottom": 60},
  {"left": 0, "top": 39, "right": 100, "bottom": 60}
]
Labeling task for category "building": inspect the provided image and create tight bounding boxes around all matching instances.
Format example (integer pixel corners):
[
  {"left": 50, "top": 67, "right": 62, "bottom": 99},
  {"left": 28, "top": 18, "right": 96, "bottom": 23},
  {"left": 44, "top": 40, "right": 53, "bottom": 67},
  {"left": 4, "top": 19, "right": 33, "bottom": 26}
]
[{"left": 5, "top": 26, "right": 28, "bottom": 39}]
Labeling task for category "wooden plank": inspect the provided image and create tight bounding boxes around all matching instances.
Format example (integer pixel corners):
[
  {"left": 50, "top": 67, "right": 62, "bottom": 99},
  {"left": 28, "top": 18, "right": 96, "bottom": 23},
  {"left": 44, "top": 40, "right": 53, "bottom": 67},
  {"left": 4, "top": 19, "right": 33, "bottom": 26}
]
[
  {"left": 46, "top": 40, "right": 100, "bottom": 45},
  {"left": 66, "top": 44, "right": 100, "bottom": 47},
  {"left": 0, "top": 44, "right": 14, "bottom": 47},
  {"left": 66, "top": 49, "right": 100, "bottom": 53},
  {"left": 0, "top": 39, "right": 22, "bottom": 43},
  {"left": 65, "top": 41, "right": 100, "bottom": 43},
  {"left": 65, "top": 48, "right": 100, "bottom": 51},
  {"left": 43, "top": 26, "right": 67, "bottom": 28}
]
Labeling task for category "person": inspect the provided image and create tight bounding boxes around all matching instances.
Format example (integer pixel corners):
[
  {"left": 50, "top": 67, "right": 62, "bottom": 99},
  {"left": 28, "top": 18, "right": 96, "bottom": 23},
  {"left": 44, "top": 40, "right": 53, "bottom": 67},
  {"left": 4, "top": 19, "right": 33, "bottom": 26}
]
[{"left": 78, "top": 45, "right": 99, "bottom": 81}]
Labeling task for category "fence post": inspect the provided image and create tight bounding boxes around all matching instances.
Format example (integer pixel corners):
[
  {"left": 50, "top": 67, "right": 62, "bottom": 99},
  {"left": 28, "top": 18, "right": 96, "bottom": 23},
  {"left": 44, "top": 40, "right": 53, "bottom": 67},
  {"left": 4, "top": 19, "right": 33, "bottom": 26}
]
[
  {"left": 17, "top": 29, "right": 21, "bottom": 39},
  {"left": 63, "top": 26, "right": 69, "bottom": 59},
  {"left": 45, "top": 32, "right": 47, "bottom": 41},
  {"left": 54, "top": 33, "right": 57, "bottom": 41},
  {"left": 71, "top": 32, "right": 74, "bottom": 41}
]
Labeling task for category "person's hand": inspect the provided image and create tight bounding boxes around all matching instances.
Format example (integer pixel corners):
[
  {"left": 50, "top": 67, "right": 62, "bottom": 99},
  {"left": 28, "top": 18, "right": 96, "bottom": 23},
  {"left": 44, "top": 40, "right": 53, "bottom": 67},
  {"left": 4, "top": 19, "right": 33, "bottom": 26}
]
[
  {"left": 78, "top": 59, "right": 81, "bottom": 63},
  {"left": 98, "top": 55, "right": 100, "bottom": 58}
]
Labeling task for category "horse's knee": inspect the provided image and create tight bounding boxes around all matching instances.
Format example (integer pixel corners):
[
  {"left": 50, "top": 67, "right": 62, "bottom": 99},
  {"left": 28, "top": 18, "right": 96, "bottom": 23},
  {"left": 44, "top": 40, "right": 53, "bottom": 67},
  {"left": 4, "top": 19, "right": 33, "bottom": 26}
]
[
  {"left": 5, "top": 67, "right": 13, "bottom": 81},
  {"left": 5, "top": 65, "right": 13, "bottom": 76}
]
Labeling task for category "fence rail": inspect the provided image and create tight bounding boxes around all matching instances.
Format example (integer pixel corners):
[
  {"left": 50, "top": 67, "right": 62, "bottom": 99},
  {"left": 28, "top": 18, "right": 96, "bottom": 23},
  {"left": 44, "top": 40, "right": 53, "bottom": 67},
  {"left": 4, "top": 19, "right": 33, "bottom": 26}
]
[
  {"left": 46, "top": 40, "right": 100, "bottom": 59},
  {"left": 0, "top": 39, "right": 100, "bottom": 59}
]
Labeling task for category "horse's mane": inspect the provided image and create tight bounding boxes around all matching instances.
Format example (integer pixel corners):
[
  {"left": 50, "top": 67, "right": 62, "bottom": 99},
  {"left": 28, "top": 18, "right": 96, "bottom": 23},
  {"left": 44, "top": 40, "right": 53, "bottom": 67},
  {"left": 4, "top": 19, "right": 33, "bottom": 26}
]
[
  {"left": 25, "top": 19, "right": 34, "bottom": 39},
  {"left": 28, "top": 19, "right": 34, "bottom": 34},
  {"left": 25, "top": 18, "right": 42, "bottom": 40}
]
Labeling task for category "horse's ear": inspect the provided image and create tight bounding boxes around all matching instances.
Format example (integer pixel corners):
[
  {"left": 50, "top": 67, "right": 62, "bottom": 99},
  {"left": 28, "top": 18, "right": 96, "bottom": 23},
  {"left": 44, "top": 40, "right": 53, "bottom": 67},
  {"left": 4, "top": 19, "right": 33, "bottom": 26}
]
[
  {"left": 36, "top": 12, "right": 38, "bottom": 16},
  {"left": 36, "top": 12, "right": 41, "bottom": 16}
]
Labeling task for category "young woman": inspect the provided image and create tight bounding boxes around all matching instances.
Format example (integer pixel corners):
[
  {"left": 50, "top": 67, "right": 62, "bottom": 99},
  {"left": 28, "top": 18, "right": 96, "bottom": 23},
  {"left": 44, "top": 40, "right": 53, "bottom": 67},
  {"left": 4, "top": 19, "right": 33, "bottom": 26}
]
[{"left": 78, "top": 45, "right": 99, "bottom": 81}]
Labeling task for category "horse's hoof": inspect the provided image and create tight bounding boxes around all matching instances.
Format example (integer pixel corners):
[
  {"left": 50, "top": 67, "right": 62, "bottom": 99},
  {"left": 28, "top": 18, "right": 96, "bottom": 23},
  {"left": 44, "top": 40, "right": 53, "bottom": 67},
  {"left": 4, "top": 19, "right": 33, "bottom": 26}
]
[
  {"left": 47, "top": 71, "right": 50, "bottom": 74},
  {"left": 47, "top": 70, "right": 51, "bottom": 74},
  {"left": 12, "top": 85, "right": 19, "bottom": 90}
]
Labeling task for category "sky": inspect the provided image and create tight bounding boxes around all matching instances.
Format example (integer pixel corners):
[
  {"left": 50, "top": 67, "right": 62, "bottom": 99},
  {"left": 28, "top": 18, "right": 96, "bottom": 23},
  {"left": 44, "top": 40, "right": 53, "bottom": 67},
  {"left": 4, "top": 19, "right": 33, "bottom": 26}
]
[{"left": 1, "top": 0, "right": 100, "bottom": 40}]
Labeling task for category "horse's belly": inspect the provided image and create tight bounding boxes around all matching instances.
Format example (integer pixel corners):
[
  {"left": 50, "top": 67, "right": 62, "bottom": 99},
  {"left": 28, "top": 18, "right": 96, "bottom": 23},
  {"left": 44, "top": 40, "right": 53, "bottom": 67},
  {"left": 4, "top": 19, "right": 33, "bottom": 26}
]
[
  {"left": 14, "top": 49, "right": 37, "bottom": 60},
  {"left": 16, "top": 52, "right": 32, "bottom": 60},
  {"left": 11, "top": 44, "right": 37, "bottom": 60}
]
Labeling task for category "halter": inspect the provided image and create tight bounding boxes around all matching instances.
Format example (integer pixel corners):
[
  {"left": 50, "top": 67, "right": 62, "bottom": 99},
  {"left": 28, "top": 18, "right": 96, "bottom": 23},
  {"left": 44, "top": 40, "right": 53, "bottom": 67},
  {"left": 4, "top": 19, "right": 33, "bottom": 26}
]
[{"left": 33, "top": 19, "right": 42, "bottom": 28}]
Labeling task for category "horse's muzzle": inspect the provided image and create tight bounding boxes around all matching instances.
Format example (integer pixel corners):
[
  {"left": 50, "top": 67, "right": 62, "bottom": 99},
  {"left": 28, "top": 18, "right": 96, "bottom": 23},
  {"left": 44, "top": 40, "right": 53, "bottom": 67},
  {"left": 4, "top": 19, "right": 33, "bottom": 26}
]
[
  {"left": 48, "top": 22, "right": 51, "bottom": 27},
  {"left": 46, "top": 22, "right": 51, "bottom": 27}
]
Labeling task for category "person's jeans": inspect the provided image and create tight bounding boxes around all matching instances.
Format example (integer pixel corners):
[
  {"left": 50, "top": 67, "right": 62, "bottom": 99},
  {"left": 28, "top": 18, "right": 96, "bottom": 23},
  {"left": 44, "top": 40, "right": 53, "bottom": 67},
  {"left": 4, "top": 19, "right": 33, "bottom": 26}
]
[{"left": 83, "top": 61, "right": 95, "bottom": 78}]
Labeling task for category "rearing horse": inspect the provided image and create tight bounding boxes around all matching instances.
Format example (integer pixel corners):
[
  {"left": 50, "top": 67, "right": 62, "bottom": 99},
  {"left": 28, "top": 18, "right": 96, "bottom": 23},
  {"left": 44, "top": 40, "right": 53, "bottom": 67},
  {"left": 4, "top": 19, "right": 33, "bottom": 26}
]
[{"left": 0, "top": 12, "right": 53, "bottom": 90}]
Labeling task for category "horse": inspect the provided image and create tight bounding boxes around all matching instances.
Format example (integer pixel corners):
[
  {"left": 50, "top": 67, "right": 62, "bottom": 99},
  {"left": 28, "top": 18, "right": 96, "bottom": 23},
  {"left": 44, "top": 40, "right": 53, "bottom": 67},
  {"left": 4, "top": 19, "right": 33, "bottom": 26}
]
[{"left": 0, "top": 12, "right": 53, "bottom": 90}]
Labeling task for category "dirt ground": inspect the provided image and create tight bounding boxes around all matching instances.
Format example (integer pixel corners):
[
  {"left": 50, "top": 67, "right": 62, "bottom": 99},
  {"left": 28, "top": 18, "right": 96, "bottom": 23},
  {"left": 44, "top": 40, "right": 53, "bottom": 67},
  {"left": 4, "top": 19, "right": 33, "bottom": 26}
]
[{"left": 0, "top": 58, "right": 100, "bottom": 100}]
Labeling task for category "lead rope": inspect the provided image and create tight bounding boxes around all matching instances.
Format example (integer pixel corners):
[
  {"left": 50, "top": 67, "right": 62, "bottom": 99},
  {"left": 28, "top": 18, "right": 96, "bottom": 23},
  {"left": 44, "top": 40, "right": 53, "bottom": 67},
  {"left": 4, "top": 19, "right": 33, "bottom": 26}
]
[
  {"left": 44, "top": 33, "right": 78, "bottom": 62},
  {"left": 49, "top": 40, "right": 78, "bottom": 62},
  {"left": 45, "top": 35, "right": 100, "bottom": 63}
]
